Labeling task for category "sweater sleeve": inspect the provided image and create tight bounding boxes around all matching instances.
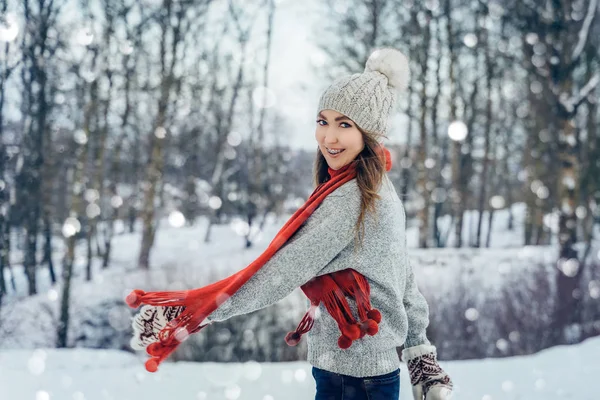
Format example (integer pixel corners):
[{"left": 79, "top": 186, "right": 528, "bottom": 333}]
[
  {"left": 208, "top": 185, "right": 360, "bottom": 322},
  {"left": 402, "top": 256, "right": 431, "bottom": 348}
]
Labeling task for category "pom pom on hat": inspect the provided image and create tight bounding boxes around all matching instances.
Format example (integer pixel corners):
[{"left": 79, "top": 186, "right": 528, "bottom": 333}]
[{"left": 365, "top": 48, "right": 410, "bottom": 92}]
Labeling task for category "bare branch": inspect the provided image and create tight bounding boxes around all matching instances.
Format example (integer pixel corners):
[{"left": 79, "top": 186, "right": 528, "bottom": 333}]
[{"left": 571, "top": 0, "right": 599, "bottom": 63}]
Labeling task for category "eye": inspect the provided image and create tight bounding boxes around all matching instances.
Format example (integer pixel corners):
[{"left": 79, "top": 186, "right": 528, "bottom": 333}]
[
  {"left": 341, "top": 122, "right": 352, "bottom": 128},
  {"left": 317, "top": 119, "right": 327, "bottom": 126}
]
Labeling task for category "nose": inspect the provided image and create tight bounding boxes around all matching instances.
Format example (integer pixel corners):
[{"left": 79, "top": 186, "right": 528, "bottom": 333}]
[{"left": 323, "top": 130, "right": 339, "bottom": 145}]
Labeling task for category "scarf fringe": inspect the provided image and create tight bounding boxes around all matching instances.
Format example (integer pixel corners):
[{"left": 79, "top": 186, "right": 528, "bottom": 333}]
[{"left": 284, "top": 270, "right": 382, "bottom": 349}]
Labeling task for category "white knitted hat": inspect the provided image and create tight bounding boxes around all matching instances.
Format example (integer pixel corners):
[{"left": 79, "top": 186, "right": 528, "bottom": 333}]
[{"left": 317, "top": 48, "right": 410, "bottom": 142}]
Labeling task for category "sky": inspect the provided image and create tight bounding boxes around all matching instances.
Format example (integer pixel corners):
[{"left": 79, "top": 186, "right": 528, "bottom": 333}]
[{"left": 268, "top": 0, "right": 324, "bottom": 150}]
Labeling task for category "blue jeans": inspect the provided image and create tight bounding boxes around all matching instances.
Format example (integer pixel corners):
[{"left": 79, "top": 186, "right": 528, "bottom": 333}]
[{"left": 312, "top": 366, "right": 400, "bottom": 400}]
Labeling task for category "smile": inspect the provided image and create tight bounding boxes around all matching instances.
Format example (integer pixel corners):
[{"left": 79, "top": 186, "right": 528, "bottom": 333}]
[{"left": 326, "top": 147, "right": 345, "bottom": 155}]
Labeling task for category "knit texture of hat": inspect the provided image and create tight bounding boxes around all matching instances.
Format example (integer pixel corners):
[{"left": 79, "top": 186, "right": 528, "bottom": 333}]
[{"left": 317, "top": 48, "right": 409, "bottom": 142}]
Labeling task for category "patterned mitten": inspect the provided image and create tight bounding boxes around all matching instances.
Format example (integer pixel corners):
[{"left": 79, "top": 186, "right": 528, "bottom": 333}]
[
  {"left": 401, "top": 344, "right": 453, "bottom": 400},
  {"left": 130, "top": 305, "right": 212, "bottom": 350}
]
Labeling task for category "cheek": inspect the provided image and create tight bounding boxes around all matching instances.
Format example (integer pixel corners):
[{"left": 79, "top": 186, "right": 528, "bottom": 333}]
[
  {"left": 350, "top": 130, "right": 364, "bottom": 150},
  {"left": 315, "top": 129, "right": 324, "bottom": 143}
]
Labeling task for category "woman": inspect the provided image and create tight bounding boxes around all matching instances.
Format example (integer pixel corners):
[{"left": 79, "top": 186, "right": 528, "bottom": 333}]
[{"left": 127, "top": 48, "right": 453, "bottom": 400}]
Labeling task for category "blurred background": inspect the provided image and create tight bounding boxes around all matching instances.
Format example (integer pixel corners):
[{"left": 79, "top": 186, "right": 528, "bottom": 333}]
[{"left": 0, "top": 0, "right": 599, "bottom": 399}]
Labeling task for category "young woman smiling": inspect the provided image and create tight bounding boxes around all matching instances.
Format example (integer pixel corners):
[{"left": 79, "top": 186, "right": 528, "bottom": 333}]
[{"left": 127, "top": 48, "right": 453, "bottom": 400}]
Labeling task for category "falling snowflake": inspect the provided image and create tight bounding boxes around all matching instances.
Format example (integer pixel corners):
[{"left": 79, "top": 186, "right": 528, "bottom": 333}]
[
  {"left": 489, "top": 195, "right": 506, "bottom": 209},
  {"left": 448, "top": 121, "right": 468, "bottom": 141},
  {"left": 464, "top": 308, "right": 479, "bottom": 321},
  {"left": 0, "top": 12, "right": 19, "bottom": 42},
  {"left": 209, "top": 196, "right": 222, "bottom": 210},
  {"left": 154, "top": 126, "right": 167, "bottom": 139},
  {"left": 168, "top": 211, "right": 186, "bottom": 228},
  {"left": 62, "top": 217, "right": 81, "bottom": 238},
  {"left": 463, "top": 33, "right": 478, "bottom": 48}
]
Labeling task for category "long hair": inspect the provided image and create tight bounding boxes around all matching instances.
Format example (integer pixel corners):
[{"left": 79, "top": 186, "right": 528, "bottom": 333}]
[{"left": 313, "top": 128, "right": 387, "bottom": 247}]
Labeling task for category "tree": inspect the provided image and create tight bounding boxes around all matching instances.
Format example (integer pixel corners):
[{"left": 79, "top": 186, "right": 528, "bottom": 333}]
[
  {"left": 138, "top": 0, "right": 205, "bottom": 268},
  {"left": 0, "top": 0, "right": 20, "bottom": 303},
  {"left": 16, "top": 0, "right": 65, "bottom": 295}
]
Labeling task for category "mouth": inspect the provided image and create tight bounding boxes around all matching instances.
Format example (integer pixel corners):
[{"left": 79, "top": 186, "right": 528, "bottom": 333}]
[{"left": 325, "top": 147, "right": 345, "bottom": 157}]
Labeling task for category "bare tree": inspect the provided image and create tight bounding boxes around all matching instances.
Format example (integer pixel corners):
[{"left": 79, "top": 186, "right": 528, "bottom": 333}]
[
  {"left": 203, "top": 0, "right": 257, "bottom": 244},
  {"left": 241, "top": 0, "right": 280, "bottom": 248},
  {"left": 58, "top": 65, "right": 94, "bottom": 348},
  {"left": 0, "top": 0, "right": 21, "bottom": 302},
  {"left": 414, "top": 7, "right": 433, "bottom": 248},
  {"left": 445, "top": 0, "right": 464, "bottom": 248},
  {"left": 138, "top": 0, "right": 202, "bottom": 268},
  {"left": 474, "top": 0, "right": 495, "bottom": 248},
  {"left": 102, "top": 1, "right": 139, "bottom": 269},
  {"left": 15, "top": 0, "right": 65, "bottom": 295}
]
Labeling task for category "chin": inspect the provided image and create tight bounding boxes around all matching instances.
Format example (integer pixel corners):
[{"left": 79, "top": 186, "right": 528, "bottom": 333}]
[{"left": 328, "top": 160, "right": 346, "bottom": 170}]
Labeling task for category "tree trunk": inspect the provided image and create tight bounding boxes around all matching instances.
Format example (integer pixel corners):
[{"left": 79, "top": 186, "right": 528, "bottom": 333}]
[
  {"left": 400, "top": 82, "right": 414, "bottom": 201},
  {"left": 430, "top": 16, "right": 444, "bottom": 248},
  {"left": 59, "top": 70, "right": 93, "bottom": 344},
  {"left": 445, "top": 0, "right": 463, "bottom": 248},
  {"left": 138, "top": 129, "right": 164, "bottom": 269},
  {"left": 128, "top": 205, "right": 136, "bottom": 233},
  {"left": 86, "top": 224, "right": 93, "bottom": 281},
  {"left": 203, "top": 7, "right": 249, "bottom": 244},
  {"left": 138, "top": 0, "right": 185, "bottom": 268},
  {"left": 556, "top": 97, "right": 579, "bottom": 259},
  {"left": 475, "top": 16, "right": 493, "bottom": 248},
  {"left": 103, "top": 128, "right": 126, "bottom": 269},
  {"left": 0, "top": 151, "right": 7, "bottom": 296},
  {"left": 57, "top": 235, "right": 75, "bottom": 348},
  {"left": 0, "top": 0, "right": 13, "bottom": 301},
  {"left": 88, "top": 12, "right": 115, "bottom": 270},
  {"left": 485, "top": 208, "right": 494, "bottom": 248},
  {"left": 417, "top": 11, "right": 432, "bottom": 249},
  {"left": 43, "top": 215, "right": 56, "bottom": 284}
]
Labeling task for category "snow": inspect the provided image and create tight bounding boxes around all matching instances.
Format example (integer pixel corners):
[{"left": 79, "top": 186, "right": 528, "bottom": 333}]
[
  {"left": 1, "top": 336, "right": 599, "bottom": 400},
  {"left": 1, "top": 203, "right": 599, "bottom": 399}
]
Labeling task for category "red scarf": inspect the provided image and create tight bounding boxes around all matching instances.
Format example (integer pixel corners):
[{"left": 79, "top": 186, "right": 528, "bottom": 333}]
[{"left": 126, "top": 146, "right": 393, "bottom": 372}]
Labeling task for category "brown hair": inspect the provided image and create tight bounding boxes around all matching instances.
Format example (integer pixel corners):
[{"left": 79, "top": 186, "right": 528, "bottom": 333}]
[{"left": 313, "top": 127, "right": 387, "bottom": 248}]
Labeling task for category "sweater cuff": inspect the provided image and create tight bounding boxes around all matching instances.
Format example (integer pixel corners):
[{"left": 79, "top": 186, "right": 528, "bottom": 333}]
[
  {"left": 403, "top": 329, "right": 431, "bottom": 349},
  {"left": 401, "top": 344, "right": 437, "bottom": 362}
]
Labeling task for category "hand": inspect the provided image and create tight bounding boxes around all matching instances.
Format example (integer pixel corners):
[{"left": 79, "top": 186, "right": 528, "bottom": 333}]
[
  {"left": 130, "top": 305, "right": 181, "bottom": 350},
  {"left": 130, "top": 305, "right": 212, "bottom": 350},
  {"left": 401, "top": 344, "right": 453, "bottom": 400}
]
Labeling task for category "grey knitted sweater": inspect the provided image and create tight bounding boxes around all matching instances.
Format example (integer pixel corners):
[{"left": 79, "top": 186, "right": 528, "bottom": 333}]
[{"left": 208, "top": 173, "right": 431, "bottom": 377}]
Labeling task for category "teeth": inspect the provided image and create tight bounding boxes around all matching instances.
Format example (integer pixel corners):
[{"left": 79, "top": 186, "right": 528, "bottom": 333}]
[{"left": 327, "top": 147, "right": 343, "bottom": 154}]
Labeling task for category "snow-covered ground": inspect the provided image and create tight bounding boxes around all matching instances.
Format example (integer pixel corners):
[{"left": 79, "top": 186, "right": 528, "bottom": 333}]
[{"left": 1, "top": 335, "right": 599, "bottom": 400}]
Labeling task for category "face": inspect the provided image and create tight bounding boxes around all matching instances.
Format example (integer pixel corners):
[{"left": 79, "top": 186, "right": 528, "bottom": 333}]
[{"left": 315, "top": 109, "right": 365, "bottom": 170}]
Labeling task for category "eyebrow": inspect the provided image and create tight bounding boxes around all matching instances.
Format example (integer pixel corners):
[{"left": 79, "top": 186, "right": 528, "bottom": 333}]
[{"left": 318, "top": 112, "right": 351, "bottom": 122}]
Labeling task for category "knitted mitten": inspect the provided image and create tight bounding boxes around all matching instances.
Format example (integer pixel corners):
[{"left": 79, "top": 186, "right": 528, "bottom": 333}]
[
  {"left": 401, "top": 344, "right": 453, "bottom": 400},
  {"left": 130, "top": 305, "right": 212, "bottom": 350}
]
